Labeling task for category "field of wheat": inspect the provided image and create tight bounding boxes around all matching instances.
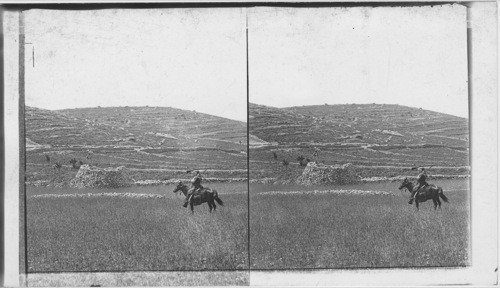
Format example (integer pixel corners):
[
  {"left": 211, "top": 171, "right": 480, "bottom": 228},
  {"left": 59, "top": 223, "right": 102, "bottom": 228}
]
[
  {"left": 26, "top": 183, "right": 248, "bottom": 272},
  {"left": 249, "top": 179, "right": 469, "bottom": 269},
  {"left": 26, "top": 179, "right": 469, "bottom": 272}
]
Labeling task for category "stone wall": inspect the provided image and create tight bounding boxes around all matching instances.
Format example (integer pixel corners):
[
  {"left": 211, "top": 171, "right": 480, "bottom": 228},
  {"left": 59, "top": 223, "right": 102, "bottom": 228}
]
[
  {"left": 297, "top": 162, "right": 359, "bottom": 185},
  {"left": 70, "top": 165, "right": 133, "bottom": 188}
]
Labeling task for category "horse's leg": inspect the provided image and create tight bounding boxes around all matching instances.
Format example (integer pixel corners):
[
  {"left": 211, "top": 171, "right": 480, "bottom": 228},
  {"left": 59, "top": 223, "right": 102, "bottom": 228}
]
[
  {"left": 190, "top": 202, "right": 194, "bottom": 214},
  {"left": 212, "top": 200, "right": 217, "bottom": 212},
  {"left": 432, "top": 198, "right": 437, "bottom": 210},
  {"left": 415, "top": 200, "right": 419, "bottom": 211},
  {"left": 436, "top": 197, "right": 442, "bottom": 209},
  {"left": 208, "top": 202, "right": 213, "bottom": 213}
]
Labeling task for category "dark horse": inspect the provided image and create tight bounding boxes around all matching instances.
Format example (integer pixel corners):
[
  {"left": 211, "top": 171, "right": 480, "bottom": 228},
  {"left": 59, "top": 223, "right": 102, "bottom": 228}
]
[
  {"left": 173, "top": 182, "right": 224, "bottom": 213},
  {"left": 398, "top": 178, "right": 449, "bottom": 210}
]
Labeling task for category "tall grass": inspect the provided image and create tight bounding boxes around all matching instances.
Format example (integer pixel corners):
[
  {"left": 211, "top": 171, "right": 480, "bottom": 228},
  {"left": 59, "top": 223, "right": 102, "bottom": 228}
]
[
  {"left": 26, "top": 181, "right": 468, "bottom": 272},
  {"left": 250, "top": 183, "right": 469, "bottom": 269},
  {"left": 27, "top": 192, "right": 248, "bottom": 272}
]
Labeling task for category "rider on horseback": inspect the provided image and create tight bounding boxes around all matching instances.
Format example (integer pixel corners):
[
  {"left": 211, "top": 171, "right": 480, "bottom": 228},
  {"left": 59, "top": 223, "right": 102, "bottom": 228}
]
[
  {"left": 183, "top": 170, "right": 204, "bottom": 207},
  {"left": 409, "top": 167, "right": 428, "bottom": 204}
]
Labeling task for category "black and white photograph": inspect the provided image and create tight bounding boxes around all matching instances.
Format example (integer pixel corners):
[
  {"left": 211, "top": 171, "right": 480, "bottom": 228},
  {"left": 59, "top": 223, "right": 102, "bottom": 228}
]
[
  {"left": 1, "top": 2, "right": 498, "bottom": 287},
  {"left": 249, "top": 5, "right": 470, "bottom": 269},
  {"left": 15, "top": 7, "right": 249, "bottom": 286}
]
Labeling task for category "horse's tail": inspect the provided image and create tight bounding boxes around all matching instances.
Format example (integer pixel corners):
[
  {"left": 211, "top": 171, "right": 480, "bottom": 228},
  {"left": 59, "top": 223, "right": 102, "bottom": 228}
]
[
  {"left": 438, "top": 187, "right": 449, "bottom": 203},
  {"left": 215, "top": 197, "right": 224, "bottom": 206},
  {"left": 213, "top": 190, "right": 224, "bottom": 206}
]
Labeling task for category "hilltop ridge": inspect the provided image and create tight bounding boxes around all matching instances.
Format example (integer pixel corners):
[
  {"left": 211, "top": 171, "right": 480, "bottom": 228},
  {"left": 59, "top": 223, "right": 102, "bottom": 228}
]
[
  {"left": 25, "top": 106, "right": 247, "bottom": 186},
  {"left": 249, "top": 103, "right": 469, "bottom": 182}
]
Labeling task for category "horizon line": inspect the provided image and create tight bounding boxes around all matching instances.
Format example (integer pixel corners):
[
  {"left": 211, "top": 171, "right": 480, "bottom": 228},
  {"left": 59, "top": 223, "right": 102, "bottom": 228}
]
[
  {"left": 25, "top": 104, "right": 248, "bottom": 123},
  {"left": 249, "top": 102, "right": 469, "bottom": 119}
]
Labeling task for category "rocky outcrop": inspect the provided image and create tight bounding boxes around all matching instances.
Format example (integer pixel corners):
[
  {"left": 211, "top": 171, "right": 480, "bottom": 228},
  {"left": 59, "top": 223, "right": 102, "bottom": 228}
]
[
  {"left": 297, "top": 162, "right": 359, "bottom": 185},
  {"left": 69, "top": 165, "right": 133, "bottom": 188}
]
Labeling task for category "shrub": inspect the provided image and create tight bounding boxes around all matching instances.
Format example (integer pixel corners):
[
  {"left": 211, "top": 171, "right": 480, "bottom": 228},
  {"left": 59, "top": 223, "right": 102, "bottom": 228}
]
[{"left": 296, "top": 155, "right": 305, "bottom": 163}]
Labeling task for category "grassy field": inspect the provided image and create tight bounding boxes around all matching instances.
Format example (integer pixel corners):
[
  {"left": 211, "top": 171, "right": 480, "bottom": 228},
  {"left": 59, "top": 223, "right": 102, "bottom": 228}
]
[
  {"left": 26, "top": 179, "right": 469, "bottom": 272},
  {"left": 249, "top": 179, "right": 469, "bottom": 269},
  {"left": 26, "top": 183, "right": 248, "bottom": 272}
]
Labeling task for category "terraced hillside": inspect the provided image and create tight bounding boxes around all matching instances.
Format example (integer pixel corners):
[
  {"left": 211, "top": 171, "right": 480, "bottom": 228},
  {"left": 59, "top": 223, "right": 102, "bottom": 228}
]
[
  {"left": 249, "top": 103, "right": 469, "bottom": 182},
  {"left": 25, "top": 106, "right": 247, "bottom": 186}
]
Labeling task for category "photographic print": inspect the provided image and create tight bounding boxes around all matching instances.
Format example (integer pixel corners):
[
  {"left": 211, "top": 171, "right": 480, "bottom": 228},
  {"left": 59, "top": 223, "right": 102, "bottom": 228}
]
[
  {"left": 20, "top": 7, "right": 248, "bottom": 285},
  {"left": 3, "top": 2, "right": 497, "bottom": 287},
  {"left": 248, "top": 5, "right": 470, "bottom": 270}
]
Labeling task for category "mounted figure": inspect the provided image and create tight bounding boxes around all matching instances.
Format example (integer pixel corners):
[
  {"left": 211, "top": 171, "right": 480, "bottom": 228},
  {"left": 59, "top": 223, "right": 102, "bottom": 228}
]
[
  {"left": 173, "top": 181, "right": 224, "bottom": 213},
  {"left": 398, "top": 177, "right": 448, "bottom": 210},
  {"left": 183, "top": 170, "right": 204, "bottom": 207},
  {"left": 409, "top": 167, "right": 428, "bottom": 204}
]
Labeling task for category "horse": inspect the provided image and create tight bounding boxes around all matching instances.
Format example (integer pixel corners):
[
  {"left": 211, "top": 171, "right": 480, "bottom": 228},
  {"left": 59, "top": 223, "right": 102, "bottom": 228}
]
[
  {"left": 173, "top": 181, "right": 224, "bottom": 213},
  {"left": 398, "top": 178, "right": 449, "bottom": 210}
]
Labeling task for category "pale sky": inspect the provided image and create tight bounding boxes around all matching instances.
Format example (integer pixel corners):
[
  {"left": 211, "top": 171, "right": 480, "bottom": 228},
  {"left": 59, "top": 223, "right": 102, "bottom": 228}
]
[
  {"left": 24, "top": 8, "right": 247, "bottom": 122},
  {"left": 249, "top": 5, "right": 469, "bottom": 118},
  {"left": 24, "top": 6, "right": 468, "bottom": 121}
]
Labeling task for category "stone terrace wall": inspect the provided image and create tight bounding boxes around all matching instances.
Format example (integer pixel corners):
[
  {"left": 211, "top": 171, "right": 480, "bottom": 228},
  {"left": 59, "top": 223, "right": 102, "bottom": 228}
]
[
  {"left": 70, "top": 165, "right": 133, "bottom": 188},
  {"left": 297, "top": 162, "right": 359, "bottom": 185}
]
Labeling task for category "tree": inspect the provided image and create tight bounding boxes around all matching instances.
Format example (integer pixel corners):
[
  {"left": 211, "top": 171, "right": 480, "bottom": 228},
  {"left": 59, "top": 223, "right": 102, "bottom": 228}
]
[
  {"left": 70, "top": 158, "right": 83, "bottom": 170},
  {"left": 296, "top": 155, "right": 305, "bottom": 163},
  {"left": 297, "top": 155, "right": 309, "bottom": 166}
]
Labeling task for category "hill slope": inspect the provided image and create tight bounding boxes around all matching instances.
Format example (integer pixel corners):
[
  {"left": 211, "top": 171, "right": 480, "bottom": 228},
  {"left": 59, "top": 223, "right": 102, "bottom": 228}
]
[
  {"left": 249, "top": 103, "right": 469, "bottom": 181},
  {"left": 26, "top": 106, "right": 247, "bottom": 186}
]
